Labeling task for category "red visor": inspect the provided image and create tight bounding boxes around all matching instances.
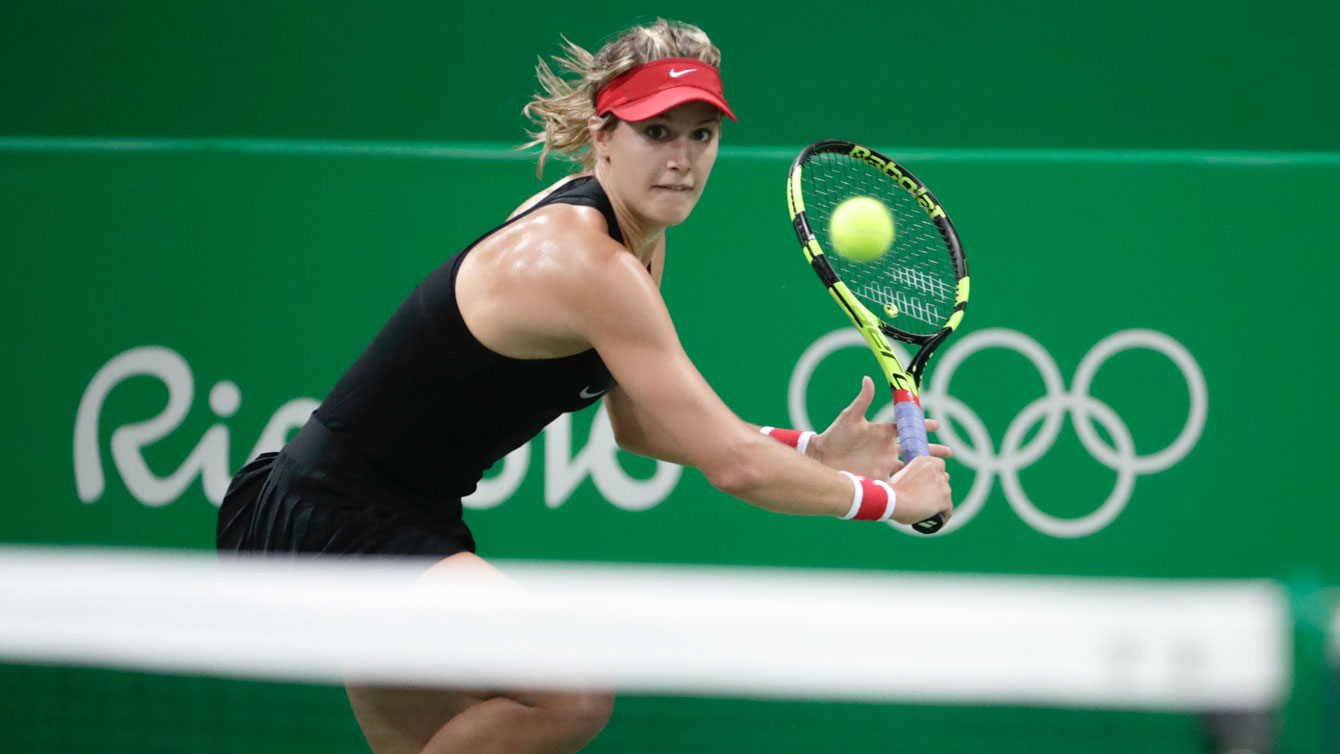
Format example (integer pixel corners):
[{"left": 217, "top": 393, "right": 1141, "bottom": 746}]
[{"left": 595, "top": 58, "right": 737, "bottom": 122}]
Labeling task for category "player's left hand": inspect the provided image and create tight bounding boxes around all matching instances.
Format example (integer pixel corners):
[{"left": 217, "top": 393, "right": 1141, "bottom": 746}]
[{"left": 810, "top": 376, "right": 952, "bottom": 479}]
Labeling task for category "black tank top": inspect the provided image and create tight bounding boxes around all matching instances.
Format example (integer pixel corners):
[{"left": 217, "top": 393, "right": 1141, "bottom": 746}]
[{"left": 311, "top": 176, "right": 620, "bottom": 499}]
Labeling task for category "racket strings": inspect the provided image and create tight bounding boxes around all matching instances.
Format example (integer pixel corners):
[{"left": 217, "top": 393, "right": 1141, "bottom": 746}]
[{"left": 802, "top": 153, "right": 958, "bottom": 337}]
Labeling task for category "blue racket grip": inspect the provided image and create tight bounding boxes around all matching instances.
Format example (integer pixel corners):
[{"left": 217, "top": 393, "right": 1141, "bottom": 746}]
[{"left": 893, "top": 396, "right": 946, "bottom": 534}]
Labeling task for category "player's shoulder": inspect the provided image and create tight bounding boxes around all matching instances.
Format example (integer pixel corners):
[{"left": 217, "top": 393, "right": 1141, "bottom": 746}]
[
  {"left": 471, "top": 214, "right": 637, "bottom": 326},
  {"left": 504, "top": 197, "right": 630, "bottom": 271},
  {"left": 542, "top": 212, "right": 646, "bottom": 299}
]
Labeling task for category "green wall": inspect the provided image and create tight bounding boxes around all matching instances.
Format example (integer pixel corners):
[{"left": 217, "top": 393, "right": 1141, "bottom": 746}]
[
  {"left": 3, "top": 0, "right": 1338, "bottom": 151},
  {"left": 4, "top": 5, "right": 1339, "bottom": 752},
  {"left": 4, "top": 141, "right": 1338, "bottom": 581},
  {"left": 5, "top": 141, "right": 1337, "bottom": 752}
]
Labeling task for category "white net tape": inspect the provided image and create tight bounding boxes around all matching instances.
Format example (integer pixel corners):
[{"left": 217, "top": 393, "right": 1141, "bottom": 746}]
[{"left": 0, "top": 547, "right": 1289, "bottom": 711}]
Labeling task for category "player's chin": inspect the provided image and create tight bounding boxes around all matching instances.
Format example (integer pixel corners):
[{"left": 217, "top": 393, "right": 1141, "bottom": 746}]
[{"left": 648, "top": 189, "right": 701, "bottom": 226}]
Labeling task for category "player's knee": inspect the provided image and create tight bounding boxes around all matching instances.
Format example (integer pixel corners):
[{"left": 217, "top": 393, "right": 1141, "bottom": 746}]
[{"left": 548, "top": 692, "right": 614, "bottom": 745}]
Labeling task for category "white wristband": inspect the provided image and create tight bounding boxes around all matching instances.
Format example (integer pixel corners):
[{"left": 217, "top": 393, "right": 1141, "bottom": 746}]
[
  {"left": 837, "top": 471, "right": 896, "bottom": 521},
  {"left": 795, "top": 431, "right": 816, "bottom": 455},
  {"left": 837, "top": 471, "right": 863, "bottom": 520},
  {"left": 758, "top": 426, "right": 816, "bottom": 455},
  {"left": 873, "top": 479, "right": 896, "bottom": 521}
]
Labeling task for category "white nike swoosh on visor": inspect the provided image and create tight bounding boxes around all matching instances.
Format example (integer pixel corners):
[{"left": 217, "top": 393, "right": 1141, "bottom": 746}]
[
  {"left": 668, "top": 69, "right": 696, "bottom": 78},
  {"left": 579, "top": 386, "right": 608, "bottom": 399}
]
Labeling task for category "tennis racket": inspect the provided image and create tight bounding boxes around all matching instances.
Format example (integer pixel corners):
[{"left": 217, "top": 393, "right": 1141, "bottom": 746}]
[{"left": 786, "top": 140, "right": 969, "bottom": 534}]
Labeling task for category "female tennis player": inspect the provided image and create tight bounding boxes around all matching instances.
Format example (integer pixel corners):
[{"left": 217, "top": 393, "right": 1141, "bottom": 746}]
[{"left": 218, "top": 18, "right": 953, "bottom": 754}]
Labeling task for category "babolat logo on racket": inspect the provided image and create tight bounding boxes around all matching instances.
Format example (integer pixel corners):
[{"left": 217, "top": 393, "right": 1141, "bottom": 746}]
[{"left": 847, "top": 145, "right": 947, "bottom": 220}]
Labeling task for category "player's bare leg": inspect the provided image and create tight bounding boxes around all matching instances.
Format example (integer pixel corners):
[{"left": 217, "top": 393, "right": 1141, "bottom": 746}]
[{"left": 345, "top": 553, "right": 614, "bottom": 754}]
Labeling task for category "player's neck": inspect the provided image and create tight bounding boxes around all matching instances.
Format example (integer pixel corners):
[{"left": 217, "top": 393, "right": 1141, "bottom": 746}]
[{"left": 600, "top": 184, "right": 666, "bottom": 266}]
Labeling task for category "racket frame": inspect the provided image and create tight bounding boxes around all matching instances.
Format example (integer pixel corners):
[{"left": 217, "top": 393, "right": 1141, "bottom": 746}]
[{"left": 786, "top": 140, "right": 969, "bottom": 534}]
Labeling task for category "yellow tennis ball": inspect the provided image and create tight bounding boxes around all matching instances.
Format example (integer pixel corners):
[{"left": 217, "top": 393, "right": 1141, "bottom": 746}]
[{"left": 829, "top": 196, "right": 895, "bottom": 263}]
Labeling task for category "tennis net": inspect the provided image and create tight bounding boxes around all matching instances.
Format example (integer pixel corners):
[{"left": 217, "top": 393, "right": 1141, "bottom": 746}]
[{"left": 0, "top": 546, "right": 1318, "bottom": 753}]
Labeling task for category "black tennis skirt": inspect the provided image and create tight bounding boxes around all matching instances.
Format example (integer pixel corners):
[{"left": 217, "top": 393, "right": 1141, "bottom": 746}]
[{"left": 216, "top": 419, "right": 476, "bottom": 559}]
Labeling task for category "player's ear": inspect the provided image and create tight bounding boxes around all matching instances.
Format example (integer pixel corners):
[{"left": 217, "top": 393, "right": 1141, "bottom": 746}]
[{"left": 589, "top": 116, "right": 614, "bottom": 162}]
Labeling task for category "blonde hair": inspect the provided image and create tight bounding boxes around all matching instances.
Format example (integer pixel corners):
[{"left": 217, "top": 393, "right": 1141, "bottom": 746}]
[{"left": 521, "top": 19, "right": 723, "bottom": 177}]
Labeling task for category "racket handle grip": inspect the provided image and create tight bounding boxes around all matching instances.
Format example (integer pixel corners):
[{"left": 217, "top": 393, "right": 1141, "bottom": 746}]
[{"left": 893, "top": 395, "right": 946, "bottom": 535}]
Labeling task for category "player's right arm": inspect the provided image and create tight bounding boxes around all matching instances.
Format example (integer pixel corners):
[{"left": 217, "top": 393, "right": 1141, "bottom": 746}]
[
  {"left": 608, "top": 375, "right": 953, "bottom": 482},
  {"left": 550, "top": 235, "right": 952, "bottom": 524}
]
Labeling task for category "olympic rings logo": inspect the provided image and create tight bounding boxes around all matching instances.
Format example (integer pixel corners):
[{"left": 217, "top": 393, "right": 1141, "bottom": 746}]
[{"left": 789, "top": 328, "right": 1208, "bottom": 538}]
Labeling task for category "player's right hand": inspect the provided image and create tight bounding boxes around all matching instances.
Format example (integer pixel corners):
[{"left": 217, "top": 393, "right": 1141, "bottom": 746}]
[{"left": 888, "top": 456, "right": 953, "bottom": 526}]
